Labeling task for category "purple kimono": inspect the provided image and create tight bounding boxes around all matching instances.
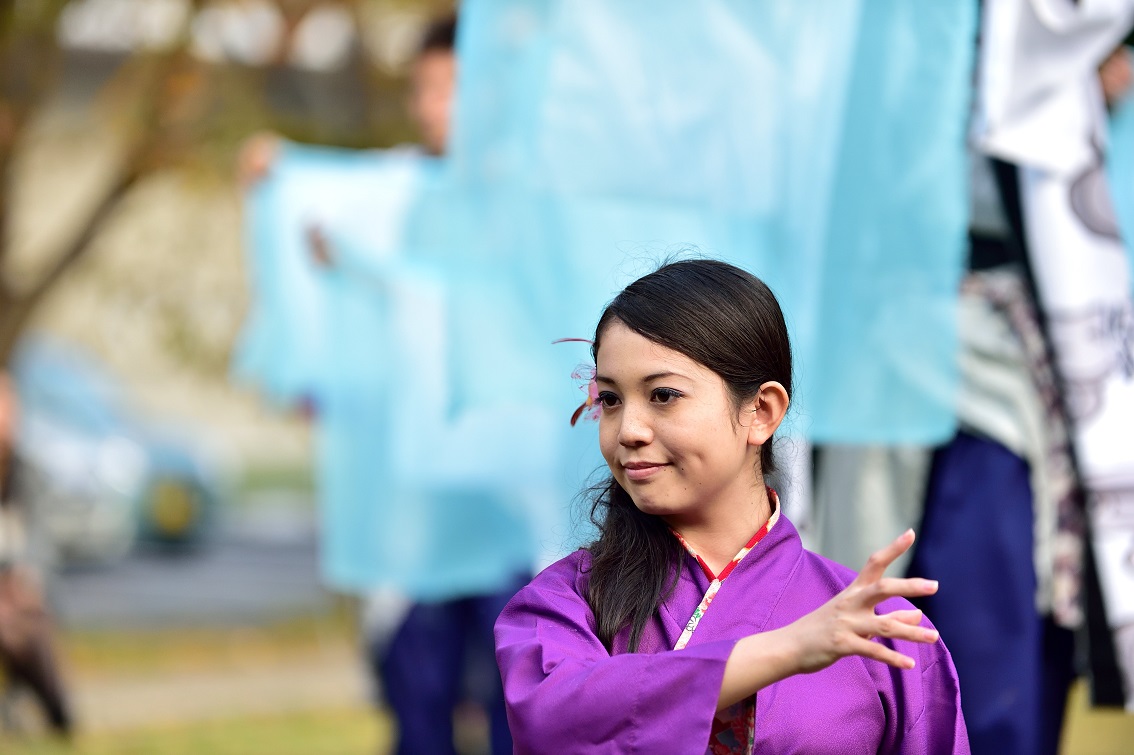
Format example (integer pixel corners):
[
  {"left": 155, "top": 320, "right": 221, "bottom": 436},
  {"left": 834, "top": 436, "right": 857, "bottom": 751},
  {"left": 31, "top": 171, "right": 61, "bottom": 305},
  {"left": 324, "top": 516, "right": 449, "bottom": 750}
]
[{"left": 495, "top": 515, "right": 969, "bottom": 754}]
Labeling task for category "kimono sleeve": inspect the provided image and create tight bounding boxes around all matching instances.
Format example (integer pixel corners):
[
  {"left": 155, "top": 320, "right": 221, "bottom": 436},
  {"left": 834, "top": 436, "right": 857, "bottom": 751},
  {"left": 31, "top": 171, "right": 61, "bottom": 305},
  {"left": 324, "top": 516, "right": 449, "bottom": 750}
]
[
  {"left": 495, "top": 557, "right": 736, "bottom": 754},
  {"left": 884, "top": 627, "right": 971, "bottom": 755}
]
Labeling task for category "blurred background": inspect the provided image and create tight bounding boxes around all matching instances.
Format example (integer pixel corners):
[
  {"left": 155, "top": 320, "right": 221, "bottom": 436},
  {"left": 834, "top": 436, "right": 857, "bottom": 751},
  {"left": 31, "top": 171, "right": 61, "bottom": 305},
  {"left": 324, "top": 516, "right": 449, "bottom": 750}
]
[
  {"left": 1, "top": 1, "right": 458, "bottom": 752},
  {"left": 0, "top": 1, "right": 1133, "bottom": 754}
]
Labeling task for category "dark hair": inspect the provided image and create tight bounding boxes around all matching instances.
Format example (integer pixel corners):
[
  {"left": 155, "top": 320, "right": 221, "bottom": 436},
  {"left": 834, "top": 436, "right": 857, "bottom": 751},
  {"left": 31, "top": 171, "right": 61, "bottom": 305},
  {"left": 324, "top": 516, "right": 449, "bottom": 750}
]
[
  {"left": 418, "top": 14, "right": 457, "bottom": 57},
  {"left": 585, "top": 259, "right": 792, "bottom": 651}
]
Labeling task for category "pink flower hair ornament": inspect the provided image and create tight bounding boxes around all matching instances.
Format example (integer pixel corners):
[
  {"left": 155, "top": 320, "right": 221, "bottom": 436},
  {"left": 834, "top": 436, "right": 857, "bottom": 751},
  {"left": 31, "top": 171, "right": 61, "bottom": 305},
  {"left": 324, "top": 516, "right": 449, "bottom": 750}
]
[{"left": 552, "top": 338, "right": 601, "bottom": 426}]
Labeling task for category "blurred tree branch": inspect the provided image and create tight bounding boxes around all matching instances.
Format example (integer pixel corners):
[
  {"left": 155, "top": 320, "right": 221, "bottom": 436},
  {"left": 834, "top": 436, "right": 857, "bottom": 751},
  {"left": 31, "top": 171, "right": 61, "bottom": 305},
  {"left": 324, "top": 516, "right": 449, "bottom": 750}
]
[
  {"left": 0, "top": 0, "right": 211, "bottom": 364},
  {"left": 0, "top": 0, "right": 429, "bottom": 366},
  {"left": 0, "top": 0, "right": 70, "bottom": 285}
]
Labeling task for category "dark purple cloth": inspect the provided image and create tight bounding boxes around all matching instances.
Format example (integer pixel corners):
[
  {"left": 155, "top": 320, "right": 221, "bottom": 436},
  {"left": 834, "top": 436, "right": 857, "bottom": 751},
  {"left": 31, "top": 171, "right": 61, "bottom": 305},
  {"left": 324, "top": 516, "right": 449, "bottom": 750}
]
[
  {"left": 496, "top": 516, "right": 969, "bottom": 754},
  {"left": 908, "top": 431, "right": 1075, "bottom": 755},
  {"left": 376, "top": 573, "right": 529, "bottom": 755}
]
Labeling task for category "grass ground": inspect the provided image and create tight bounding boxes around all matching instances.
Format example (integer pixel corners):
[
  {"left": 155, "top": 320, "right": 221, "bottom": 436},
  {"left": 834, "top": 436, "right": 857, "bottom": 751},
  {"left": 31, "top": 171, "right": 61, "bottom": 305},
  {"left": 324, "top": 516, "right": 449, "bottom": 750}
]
[
  {"left": 1, "top": 613, "right": 1131, "bottom": 754},
  {"left": 4, "top": 707, "right": 385, "bottom": 755},
  {"left": 1, "top": 612, "right": 386, "bottom": 754}
]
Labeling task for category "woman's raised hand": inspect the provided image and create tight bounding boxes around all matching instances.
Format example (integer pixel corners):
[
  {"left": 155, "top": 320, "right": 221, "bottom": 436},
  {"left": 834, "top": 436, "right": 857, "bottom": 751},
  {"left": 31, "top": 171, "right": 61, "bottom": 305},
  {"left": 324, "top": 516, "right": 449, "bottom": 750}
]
[
  {"left": 784, "top": 529, "right": 940, "bottom": 674},
  {"left": 718, "top": 530, "right": 941, "bottom": 710}
]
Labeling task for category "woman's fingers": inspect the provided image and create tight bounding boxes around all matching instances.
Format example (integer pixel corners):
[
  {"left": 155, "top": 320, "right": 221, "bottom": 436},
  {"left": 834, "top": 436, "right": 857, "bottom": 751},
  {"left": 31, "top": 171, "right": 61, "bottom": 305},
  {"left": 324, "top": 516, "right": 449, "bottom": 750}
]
[
  {"left": 865, "top": 614, "right": 939, "bottom": 645},
  {"left": 847, "top": 636, "right": 918, "bottom": 670},
  {"left": 798, "top": 531, "right": 947, "bottom": 673},
  {"left": 857, "top": 529, "right": 916, "bottom": 583},
  {"left": 881, "top": 608, "right": 926, "bottom": 626},
  {"left": 861, "top": 577, "right": 939, "bottom": 606}
]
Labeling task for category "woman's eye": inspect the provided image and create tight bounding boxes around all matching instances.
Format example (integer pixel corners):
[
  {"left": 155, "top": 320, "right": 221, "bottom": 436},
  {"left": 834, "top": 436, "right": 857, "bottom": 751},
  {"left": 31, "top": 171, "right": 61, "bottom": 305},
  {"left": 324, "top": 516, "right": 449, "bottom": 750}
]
[
  {"left": 651, "top": 388, "right": 682, "bottom": 404},
  {"left": 596, "top": 391, "right": 620, "bottom": 409}
]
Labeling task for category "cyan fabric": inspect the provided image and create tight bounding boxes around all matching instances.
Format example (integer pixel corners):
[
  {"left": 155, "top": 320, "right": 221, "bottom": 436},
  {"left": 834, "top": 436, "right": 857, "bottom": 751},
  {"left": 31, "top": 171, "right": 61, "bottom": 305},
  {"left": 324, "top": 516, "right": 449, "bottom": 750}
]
[
  {"left": 234, "top": 143, "right": 429, "bottom": 405},
  {"left": 1107, "top": 83, "right": 1134, "bottom": 303},
  {"left": 450, "top": 0, "right": 976, "bottom": 443},
  {"left": 237, "top": 145, "right": 549, "bottom": 597}
]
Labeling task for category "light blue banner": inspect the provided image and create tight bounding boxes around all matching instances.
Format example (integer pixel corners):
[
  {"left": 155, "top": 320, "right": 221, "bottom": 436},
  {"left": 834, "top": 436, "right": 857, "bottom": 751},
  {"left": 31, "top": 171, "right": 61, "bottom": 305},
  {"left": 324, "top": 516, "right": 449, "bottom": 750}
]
[{"left": 450, "top": 0, "right": 976, "bottom": 442}]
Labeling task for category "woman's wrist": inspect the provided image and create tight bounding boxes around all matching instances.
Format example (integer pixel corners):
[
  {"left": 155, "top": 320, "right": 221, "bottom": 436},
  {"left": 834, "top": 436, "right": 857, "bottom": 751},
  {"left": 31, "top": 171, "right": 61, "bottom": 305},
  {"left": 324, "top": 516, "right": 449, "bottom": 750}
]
[{"left": 718, "top": 627, "right": 803, "bottom": 711}]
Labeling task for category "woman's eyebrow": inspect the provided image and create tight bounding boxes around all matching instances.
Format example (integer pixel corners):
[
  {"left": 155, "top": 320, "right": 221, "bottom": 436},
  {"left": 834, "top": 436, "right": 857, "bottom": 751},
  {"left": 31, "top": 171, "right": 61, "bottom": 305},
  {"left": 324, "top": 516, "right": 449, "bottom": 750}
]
[
  {"left": 594, "top": 371, "right": 685, "bottom": 386},
  {"left": 642, "top": 371, "right": 684, "bottom": 383}
]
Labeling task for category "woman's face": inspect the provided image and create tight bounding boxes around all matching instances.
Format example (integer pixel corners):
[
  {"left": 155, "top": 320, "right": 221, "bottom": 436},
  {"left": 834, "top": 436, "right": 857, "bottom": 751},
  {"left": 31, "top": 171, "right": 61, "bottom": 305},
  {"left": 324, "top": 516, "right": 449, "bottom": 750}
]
[{"left": 594, "top": 321, "right": 763, "bottom": 527}]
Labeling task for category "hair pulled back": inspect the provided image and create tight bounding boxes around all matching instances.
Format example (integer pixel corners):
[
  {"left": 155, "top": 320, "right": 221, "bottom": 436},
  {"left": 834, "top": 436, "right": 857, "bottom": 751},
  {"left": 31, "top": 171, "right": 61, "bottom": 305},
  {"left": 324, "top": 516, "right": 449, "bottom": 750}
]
[{"left": 585, "top": 259, "right": 792, "bottom": 651}]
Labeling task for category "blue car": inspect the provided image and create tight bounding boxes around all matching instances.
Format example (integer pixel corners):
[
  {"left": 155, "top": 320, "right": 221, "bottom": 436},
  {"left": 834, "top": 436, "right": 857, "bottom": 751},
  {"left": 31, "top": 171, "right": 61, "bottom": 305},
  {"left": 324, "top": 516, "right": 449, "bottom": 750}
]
[{"left": 11, "top": 335, "right": 221, "bottom": 564}]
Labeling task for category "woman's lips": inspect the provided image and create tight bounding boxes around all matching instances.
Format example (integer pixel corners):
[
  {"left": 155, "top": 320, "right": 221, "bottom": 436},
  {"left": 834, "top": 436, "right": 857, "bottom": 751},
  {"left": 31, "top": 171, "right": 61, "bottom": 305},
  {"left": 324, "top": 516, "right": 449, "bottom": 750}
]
[{"left": 622, "top": 462, "right": 668, "bottom": 481}]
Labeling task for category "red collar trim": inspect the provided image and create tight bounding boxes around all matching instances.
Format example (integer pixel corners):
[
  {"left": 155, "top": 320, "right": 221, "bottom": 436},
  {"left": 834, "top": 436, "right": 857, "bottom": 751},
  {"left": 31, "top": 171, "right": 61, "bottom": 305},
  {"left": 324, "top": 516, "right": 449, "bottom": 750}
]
[{"left": 672, "top": 487, "right": 780, "bottom": 582}]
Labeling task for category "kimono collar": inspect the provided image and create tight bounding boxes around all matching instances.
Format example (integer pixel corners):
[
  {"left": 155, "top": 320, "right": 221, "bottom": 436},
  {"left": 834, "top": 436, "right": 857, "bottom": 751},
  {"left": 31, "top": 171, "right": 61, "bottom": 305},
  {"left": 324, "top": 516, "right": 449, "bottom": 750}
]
[{"left": 670, "top": 488, "right": 781, "bottom": 582}]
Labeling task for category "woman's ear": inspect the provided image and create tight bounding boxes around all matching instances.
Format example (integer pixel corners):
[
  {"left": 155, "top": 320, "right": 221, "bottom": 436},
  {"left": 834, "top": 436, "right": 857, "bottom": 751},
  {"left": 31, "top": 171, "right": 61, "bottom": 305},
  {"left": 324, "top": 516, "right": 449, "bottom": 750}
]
[{"left": 745, "top": 381, "right": 789, "bottom": 447}]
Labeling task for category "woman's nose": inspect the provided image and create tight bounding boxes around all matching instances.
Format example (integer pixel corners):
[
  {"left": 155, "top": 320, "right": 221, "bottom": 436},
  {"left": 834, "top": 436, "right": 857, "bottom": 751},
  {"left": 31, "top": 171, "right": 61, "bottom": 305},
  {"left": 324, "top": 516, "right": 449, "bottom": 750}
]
[{"left": 617, "top": 404, "right": 653, "bottom": 447}]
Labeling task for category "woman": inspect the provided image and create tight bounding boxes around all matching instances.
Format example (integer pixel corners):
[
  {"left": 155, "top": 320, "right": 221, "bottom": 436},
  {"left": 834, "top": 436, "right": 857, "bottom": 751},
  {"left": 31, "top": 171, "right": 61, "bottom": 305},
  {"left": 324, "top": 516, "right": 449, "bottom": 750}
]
[{"left": 495, "top": 260, "right": 968, "bottom": 753}]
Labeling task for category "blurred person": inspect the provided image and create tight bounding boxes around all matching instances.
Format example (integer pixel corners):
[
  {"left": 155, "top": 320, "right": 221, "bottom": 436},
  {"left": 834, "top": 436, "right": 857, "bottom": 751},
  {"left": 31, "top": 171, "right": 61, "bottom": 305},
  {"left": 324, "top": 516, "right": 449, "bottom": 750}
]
[
  {"left": 236, "top": 8, "right": 453, "bottom": 188},
  {"left": 0, "top": 375, "right": 71, "bottom": 736},
  {"left": 901, "top": 4, "right": 1134, "bottom": 753},
  {"left": 967, "top": 0, "right": 1134, "bottom": 714},
  {"left": 812, "top": 127, "right": 1087, "bottom": 755},
  {"left": 405, "top": 12, "right": 455, "bottom": 160},
  {"left": 237, "top": 14, "right": 525, "bottom": 755},
  {"left": 897, "top": 160, "right": 1083, "bottom": 755},
  {"left": 810, "top": 5, "right": 1134, "bottom": 753}
]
